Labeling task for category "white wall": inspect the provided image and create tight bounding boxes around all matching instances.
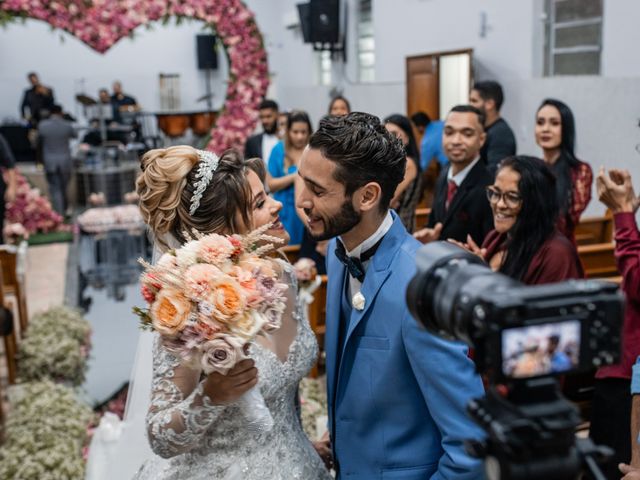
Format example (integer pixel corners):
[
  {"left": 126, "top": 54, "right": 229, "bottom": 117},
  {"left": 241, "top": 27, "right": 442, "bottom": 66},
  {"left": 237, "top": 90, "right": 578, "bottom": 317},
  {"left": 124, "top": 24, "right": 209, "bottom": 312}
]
[
  {"left": 0, "top": 19, "right": 233, "bottom": 122},
  {"left": 2, "top": 0, "right": 640, "bottom": 216}
]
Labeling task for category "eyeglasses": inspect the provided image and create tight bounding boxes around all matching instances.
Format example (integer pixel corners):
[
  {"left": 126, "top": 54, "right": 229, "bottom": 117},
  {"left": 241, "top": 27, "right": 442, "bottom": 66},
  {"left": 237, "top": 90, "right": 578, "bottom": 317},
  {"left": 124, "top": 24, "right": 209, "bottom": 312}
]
[{"left": 485, "top": 187, "right": 522, "bottom": 208}]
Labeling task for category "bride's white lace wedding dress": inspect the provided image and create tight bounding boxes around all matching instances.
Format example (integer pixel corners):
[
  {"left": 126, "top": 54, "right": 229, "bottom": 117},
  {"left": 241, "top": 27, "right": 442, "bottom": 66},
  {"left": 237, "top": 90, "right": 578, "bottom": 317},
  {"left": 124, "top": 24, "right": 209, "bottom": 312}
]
[{"left": 132, "top": 262, "right": 331, "bottom": 480}]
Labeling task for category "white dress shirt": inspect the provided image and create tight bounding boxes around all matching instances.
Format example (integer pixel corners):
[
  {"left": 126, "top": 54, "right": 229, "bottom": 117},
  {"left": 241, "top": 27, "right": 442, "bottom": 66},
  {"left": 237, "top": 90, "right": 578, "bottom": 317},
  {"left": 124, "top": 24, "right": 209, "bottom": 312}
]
[{"left": 339, "top": 211, "right": 394, "bottom": 300}]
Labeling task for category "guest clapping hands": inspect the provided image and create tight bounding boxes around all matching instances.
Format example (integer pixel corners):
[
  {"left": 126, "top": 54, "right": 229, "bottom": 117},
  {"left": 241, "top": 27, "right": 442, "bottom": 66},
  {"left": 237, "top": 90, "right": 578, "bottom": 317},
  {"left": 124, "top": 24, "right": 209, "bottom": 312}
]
[{"left": 451, "top": 155, "right": 583, "bottom": 284}]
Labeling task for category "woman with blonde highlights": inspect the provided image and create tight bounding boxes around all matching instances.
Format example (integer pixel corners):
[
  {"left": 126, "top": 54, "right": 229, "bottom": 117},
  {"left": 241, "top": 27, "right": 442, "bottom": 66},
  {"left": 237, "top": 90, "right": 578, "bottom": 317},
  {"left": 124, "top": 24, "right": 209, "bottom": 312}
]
[{"left": 89, "top": 146, "right": 330, "bottom": 480}]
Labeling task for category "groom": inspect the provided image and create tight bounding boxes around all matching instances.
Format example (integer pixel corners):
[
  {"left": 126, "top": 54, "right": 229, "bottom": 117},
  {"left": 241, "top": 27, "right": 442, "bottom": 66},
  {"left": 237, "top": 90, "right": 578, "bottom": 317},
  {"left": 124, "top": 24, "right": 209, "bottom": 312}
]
[{"left": 297, "top": 113, "right": 485, "bottom": 479}]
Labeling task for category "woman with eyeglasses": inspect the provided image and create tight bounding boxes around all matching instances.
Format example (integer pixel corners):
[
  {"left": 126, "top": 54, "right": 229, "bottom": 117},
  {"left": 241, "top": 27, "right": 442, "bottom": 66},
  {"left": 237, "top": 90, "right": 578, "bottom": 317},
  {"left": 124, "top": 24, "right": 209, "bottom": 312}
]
[{"left": 455, "top": 155, "right": 583, "bottom": 284}]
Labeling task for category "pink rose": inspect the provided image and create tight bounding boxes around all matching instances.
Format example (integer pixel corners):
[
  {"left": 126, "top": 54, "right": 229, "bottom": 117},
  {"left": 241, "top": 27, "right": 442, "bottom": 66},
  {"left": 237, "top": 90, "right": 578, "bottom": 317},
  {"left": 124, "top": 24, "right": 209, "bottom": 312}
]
[{"left": 201, "top": 335, "right": 246, "bottom": 374}]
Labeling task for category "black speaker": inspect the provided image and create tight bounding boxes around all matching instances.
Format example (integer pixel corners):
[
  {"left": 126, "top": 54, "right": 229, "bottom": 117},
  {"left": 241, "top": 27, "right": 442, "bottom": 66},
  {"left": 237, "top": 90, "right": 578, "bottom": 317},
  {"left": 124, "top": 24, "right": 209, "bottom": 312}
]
[
  {"left": 297, "top": 3, "right": 311, "bottom": 43},
  {"left": 196, "top": 34, "right": 218, "bottom": 70},
  {"left": 309, "top": 0, "right": 340, "bottom": 44}
]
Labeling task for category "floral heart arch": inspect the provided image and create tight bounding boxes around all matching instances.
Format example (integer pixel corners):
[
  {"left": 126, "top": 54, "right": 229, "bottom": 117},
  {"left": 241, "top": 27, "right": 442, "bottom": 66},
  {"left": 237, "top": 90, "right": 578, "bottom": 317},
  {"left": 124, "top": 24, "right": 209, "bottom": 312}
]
[{"left": 0, "top": 0, "right": 269, "bottom": 153}]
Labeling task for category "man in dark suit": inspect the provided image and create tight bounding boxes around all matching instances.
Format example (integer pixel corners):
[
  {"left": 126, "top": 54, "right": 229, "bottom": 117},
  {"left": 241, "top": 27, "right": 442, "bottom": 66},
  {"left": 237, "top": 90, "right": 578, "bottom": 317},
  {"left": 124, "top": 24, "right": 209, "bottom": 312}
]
[
  {"left": 244, "top": 99, "right": 279, "bottom": 163},
  {"left": 20, "top": 72, "right": 55, "bottom": 125},
  {"left": 414, "top": 105, "right": 494, "bottom": 246},
  {"left": 38, "top": 104, "right": 76, "bottom": 215}
]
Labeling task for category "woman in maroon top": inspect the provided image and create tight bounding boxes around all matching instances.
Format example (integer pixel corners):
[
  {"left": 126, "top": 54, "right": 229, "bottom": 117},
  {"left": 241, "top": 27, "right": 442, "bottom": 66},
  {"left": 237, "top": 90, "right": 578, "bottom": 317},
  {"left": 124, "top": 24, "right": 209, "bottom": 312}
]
[
  {"left": 535, "top": 99, "right": 593, "bottom": 246},
  {"left": 591, "top": 168, "right": 640, "bottom": 478},
  {"left": 457, "top": 155, "right": 583, "bottom": 284}
]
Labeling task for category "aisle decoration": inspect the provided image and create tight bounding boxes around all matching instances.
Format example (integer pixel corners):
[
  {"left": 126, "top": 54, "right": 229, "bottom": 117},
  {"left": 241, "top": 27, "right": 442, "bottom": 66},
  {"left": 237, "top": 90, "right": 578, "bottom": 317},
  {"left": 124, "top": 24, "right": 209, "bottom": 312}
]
[
  {"left": 0, "top": 380, "right": 95, "bottom": 480},
  {"left": 135, "top": 225, "right": 286, "bottom": 429},
  {"left": 0, "top": 0, "right": 269, "bottom": 152},
  {"left": 4, "top": 170, "right": 69, "bottom": 235},
  {"left": 293, "top": 257, "right": 322, "bottom": 304},
  {"left": 17, "top": 306, "right": 92, "bottom": 386},
  {"left": 0, "top": 306, "right": 95, "bottom": 478},
  {"left": 77, "top": 204, "right": 144, "bottom": 233}
]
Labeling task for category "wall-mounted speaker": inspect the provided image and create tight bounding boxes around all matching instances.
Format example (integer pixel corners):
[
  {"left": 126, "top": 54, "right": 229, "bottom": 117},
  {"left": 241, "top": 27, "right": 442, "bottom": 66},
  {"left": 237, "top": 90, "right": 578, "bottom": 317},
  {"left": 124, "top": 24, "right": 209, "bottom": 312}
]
[
  {"left": 196, "top": 34, "right": 218, "bottom": 70},
  {"left": 309, "top": 0, "right": 340, "bottom": 44},
  {"left": 297, "top": 3, "right": 312, "bottom": 43}
]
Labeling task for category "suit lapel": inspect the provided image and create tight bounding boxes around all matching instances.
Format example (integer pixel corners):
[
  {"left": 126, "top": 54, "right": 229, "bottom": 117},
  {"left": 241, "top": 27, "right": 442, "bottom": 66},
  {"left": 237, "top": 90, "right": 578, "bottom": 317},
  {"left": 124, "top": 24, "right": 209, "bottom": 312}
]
[
  {"left": 325, "top": 244, "right": 346, "bottom": 410},
  {"left": 433, "top": 172, "right": 448, "bottom": 224},
  {"left": 442, "top": 161, "right": 483, "bottom": 227},
  {"left": 337, "top": 215, "right": 404, "bottom": 379}
]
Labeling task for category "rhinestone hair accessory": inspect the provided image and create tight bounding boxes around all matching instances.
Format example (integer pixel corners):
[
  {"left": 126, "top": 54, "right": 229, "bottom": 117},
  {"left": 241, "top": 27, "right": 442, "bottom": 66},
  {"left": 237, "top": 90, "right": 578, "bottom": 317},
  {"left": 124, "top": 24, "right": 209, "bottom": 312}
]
[{"left": 189, "top": 150, "right": 220, "bottom": 216}]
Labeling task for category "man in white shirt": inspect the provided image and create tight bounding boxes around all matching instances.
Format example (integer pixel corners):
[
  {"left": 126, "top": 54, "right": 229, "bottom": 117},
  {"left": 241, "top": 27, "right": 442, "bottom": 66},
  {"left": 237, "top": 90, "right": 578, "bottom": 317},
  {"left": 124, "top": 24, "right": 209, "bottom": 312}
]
[
  {"left": 244, "top": 99, "right": 279, "bottom": 164},
  {"left": 296, "top": 112, "right": 485, "bottom": 479},
  {"left": 414, "top": 105, "right": 494, "bottom": 246}
]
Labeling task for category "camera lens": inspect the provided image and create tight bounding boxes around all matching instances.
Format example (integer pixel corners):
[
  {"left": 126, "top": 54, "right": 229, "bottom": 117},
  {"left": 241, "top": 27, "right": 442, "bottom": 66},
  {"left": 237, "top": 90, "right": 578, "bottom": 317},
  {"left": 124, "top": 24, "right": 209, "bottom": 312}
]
[{"left": 406, "top": 241, "right": 516, "bottom": 346}]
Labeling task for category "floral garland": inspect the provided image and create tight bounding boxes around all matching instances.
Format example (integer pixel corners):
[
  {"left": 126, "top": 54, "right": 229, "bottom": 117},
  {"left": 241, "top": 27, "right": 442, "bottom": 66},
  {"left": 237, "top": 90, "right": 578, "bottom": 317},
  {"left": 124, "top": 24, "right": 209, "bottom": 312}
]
[{"left": 0, "top": 0, "right": 269, "bottom": 153}]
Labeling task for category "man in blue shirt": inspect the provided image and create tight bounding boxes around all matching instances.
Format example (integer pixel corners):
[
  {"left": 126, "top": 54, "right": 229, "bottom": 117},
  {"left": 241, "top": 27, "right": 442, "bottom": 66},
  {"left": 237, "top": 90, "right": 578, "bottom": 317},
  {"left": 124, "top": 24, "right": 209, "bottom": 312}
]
[
  {"left": 411, "top": 111, "right": 448, "bottom": 169},
  {"left": 547, "top": 335, "right": 572, "bottom": 373}
]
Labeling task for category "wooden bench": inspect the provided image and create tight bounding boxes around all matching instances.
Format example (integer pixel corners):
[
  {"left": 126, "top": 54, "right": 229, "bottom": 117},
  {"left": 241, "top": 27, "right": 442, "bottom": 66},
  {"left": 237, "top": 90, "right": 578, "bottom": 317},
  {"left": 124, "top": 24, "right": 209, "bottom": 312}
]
[
  {"left": 415, "top": 208, "right": 431, "bottom": 230},
  {"left": 575, "top": 210, "right": 613, "bottom": 246},
  {"left": 280, "top": 245, "right": 301, "bottom": 265},
  {"left": 578, "top": 242, "right": 618, "bottom": 279},
  {"left": 0, "top": 265, "right": 18, "bottom": 386},
  {"left": 0, "top": 246, "right": 28, "bottom": 336},
  {"left": 307, "top": 275, "right": 328, "bottom": 378}
]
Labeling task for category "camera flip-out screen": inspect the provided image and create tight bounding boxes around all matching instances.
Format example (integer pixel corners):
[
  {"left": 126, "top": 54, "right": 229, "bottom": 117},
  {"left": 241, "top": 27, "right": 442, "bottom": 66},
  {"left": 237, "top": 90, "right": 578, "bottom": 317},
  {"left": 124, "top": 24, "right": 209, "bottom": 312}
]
[{"left": 501, "top": 319, "right": 581, "bottom": 379}]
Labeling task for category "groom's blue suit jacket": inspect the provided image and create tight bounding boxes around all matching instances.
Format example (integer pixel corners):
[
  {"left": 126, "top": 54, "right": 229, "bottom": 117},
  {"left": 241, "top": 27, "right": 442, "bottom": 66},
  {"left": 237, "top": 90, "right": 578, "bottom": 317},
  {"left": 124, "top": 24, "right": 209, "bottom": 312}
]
[{"left": 325, "top": 212, "right": 486, "bottom": 479}]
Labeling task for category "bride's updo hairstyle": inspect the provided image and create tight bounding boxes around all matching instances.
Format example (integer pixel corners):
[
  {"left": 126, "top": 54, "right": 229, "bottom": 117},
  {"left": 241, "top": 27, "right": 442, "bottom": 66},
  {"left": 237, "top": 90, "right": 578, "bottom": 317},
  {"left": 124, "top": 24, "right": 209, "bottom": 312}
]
[{"left": 137, "top": 146, "right": 251, "bottom": 247}]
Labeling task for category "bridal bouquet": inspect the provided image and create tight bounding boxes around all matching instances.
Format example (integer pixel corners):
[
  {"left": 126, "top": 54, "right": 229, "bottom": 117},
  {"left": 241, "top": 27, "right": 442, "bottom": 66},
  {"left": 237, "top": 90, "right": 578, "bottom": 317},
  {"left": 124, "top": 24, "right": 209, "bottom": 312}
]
[{"left": 134, "top": 225, "right": 287, "bottom": 431}]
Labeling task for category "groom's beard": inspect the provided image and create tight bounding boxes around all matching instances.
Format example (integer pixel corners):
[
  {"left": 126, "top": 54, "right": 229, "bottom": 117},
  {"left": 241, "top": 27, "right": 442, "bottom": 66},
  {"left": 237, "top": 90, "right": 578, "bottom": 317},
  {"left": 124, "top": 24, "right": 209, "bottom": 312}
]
[{"left": 307, "top": 198, "right": 361, "bottom": 242}]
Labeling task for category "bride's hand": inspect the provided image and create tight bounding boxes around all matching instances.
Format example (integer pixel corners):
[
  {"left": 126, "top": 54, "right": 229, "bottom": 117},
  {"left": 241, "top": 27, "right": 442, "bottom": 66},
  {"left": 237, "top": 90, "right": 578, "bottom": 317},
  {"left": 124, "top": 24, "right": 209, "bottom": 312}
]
[
  {"left": 203, "top": 359, "right": 258, "bottom": 405},
  {"left": 313, "top": 430, "right": 333, "bottom": 470}
]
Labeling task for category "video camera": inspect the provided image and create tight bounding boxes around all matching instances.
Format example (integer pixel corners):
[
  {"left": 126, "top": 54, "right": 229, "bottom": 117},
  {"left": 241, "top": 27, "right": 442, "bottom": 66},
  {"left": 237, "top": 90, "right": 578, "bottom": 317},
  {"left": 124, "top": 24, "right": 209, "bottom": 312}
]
[{"left": 407, "top": 242, "right": 623, "bottom": 480}]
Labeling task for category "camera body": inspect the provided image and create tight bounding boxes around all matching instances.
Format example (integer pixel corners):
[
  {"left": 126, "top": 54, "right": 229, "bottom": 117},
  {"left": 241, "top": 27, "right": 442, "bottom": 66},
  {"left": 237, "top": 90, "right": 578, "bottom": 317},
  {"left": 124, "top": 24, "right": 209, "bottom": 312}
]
[{"left": 407, "top": 241, "right": 623, "bottom": 383}]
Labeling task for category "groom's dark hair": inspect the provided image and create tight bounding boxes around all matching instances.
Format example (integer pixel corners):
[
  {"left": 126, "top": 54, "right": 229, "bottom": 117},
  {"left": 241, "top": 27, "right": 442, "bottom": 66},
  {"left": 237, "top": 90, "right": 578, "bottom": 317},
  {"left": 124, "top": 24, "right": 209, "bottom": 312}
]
[{"left": 308, "top": 112, "right": 406, "bottom": 213}]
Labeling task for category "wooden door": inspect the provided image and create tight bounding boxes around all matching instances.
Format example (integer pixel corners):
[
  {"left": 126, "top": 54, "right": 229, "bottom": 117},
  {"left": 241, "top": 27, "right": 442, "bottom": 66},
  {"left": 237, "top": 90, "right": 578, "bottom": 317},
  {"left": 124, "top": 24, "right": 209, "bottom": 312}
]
[{"left": 406, "top": 54, "right": 439, "bottom": 122}]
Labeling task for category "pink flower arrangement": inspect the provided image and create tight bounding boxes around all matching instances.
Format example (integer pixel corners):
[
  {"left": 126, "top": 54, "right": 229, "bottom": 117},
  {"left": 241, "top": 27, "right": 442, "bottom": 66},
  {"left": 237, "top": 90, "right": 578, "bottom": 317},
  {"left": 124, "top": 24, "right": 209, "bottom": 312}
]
[
  {"left": 3, "top": 222, "right": 29, "bottom": 245},
  {"left": 294, "top": 258, "right": 319, "bottom": 287},
  {"left": 293, "top": 257, "right": 322, "bottom": 305},
  {"left": 77, "top": 205, "right": 144, "bottom": 233},
  {"left": 135, "top": 225, "right": 287, "bottom": 375},
  {"left": 3, "top": 170, "right": 70, "bottom": 235},
  {"left": 0, "top": 0, "right": 269, "bottom": 154}
]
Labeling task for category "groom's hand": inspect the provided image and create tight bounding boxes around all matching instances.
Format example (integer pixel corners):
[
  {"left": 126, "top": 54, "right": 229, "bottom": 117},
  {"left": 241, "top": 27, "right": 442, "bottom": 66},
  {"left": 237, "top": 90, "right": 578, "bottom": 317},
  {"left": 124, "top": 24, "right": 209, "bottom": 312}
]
[
  {"left": 203, "top": 358, "right": 258, "bottom": 405},
  {"left": 313, "top": 430, "right": 333, "bottom": 470}
]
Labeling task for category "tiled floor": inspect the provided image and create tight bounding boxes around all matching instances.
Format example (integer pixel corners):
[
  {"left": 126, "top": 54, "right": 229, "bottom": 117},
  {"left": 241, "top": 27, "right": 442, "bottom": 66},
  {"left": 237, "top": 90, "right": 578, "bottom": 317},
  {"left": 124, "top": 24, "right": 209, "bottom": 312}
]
[{"left": 25, "top": 243, "right": 68, "bottom": 313}]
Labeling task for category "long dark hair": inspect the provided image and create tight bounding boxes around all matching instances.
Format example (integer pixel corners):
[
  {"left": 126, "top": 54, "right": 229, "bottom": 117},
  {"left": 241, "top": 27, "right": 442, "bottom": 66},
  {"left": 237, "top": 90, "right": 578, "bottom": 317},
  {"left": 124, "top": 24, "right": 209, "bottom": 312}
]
[
  {"left": 328, "top": 95, "right": 351, "bottom": 115},
  {"left": 284, "top": 110, "right": 313, "bottom": 154},
  {"left": 537, "top": 98, "right": 579, "bottom": 215},
  {"left": 498, "top": 156, "right": 559, "bottom": 281},
  {"left": 384, "top": 114, "right": 420, "bottom": 171}
]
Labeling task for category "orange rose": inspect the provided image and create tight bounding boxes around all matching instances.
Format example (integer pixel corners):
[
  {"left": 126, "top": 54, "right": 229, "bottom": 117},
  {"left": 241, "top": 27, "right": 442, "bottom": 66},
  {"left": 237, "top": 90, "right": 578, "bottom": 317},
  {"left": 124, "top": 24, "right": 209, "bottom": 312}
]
[
  {"left": 207, "top": 277, "right": 247, "bottom": 324},
  {"left": 151, "top": 288, "right": 192, "bottom": 337}
]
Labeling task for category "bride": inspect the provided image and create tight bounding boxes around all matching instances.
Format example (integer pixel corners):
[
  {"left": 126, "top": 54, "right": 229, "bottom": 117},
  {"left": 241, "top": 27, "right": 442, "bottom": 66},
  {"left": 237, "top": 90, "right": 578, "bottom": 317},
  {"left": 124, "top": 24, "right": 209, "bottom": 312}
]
[{"left": 90, "top": 146, "right": 331, "bottom": 479}]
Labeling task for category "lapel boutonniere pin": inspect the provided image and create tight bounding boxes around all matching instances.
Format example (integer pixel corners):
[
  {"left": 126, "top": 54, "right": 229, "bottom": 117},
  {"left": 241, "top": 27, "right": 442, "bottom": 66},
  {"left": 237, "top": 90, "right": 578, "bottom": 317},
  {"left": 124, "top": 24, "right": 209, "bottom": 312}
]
[{"left": 352, "top": 291, "right": 366, "bottom": 311}]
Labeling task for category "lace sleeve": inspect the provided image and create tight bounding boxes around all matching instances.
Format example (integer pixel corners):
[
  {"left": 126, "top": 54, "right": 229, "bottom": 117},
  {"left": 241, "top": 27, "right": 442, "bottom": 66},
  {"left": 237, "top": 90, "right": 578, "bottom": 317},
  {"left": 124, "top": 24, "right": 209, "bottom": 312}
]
[{"left": 146, "top": 337, "right": 226, "bottom": 458}]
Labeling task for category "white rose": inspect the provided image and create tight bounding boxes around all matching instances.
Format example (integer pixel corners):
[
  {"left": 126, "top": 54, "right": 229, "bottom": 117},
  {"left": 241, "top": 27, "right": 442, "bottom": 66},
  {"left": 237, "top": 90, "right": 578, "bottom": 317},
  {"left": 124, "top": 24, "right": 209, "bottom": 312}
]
[
  {"left": 175, "top": 240, "right": 200, "bottom": 268},
  {"left": 352, "top": 291, "right": 366, "bottom": 311}
]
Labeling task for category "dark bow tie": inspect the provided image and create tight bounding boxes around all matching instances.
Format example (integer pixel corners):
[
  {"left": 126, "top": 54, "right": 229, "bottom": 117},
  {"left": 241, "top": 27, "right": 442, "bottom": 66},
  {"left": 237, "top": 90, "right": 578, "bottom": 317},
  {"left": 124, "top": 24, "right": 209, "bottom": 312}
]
[{"left": 335, "top": 237, "right": 383, "bottom": 283}]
